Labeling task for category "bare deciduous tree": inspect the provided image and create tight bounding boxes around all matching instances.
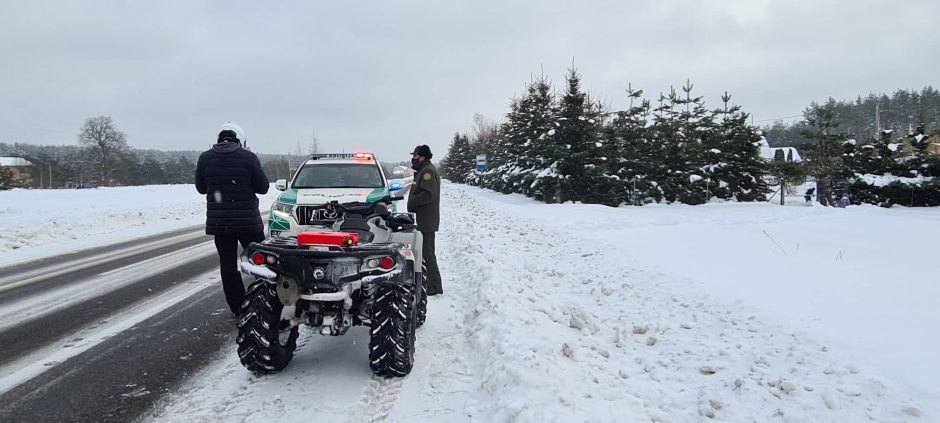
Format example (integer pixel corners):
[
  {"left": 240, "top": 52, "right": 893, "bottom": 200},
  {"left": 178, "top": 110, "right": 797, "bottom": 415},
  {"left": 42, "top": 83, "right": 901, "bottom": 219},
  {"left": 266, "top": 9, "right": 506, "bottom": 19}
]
[
  {"left": 471, "top": 113, "right": 499, "bottom": 155},
  {"left": 78, "top": 116, "right": 130, "bottom": 186},
  {"left": 308, "top": 130, "right": 321, "bottom": 155}
]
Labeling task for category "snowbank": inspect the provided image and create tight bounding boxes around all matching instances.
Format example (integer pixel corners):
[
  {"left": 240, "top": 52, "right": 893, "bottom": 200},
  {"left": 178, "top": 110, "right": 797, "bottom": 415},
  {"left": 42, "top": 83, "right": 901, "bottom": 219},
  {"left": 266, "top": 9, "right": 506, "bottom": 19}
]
[
  {"left": 0, "top": 184, "right": 278, "bottom": 267},
  {"left": 439, "top": 184, "right": 936, "bottom": 421},
  {"left": 856, "top": 173, "right": 934, "bottom": 187}
]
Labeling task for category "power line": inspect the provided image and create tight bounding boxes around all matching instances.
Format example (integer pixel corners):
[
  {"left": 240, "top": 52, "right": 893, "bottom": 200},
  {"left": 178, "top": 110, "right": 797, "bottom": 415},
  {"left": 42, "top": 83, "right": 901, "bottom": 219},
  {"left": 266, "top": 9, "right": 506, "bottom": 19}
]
[{"left": 753, "top": 114, "right": 803, "bottom": 123}]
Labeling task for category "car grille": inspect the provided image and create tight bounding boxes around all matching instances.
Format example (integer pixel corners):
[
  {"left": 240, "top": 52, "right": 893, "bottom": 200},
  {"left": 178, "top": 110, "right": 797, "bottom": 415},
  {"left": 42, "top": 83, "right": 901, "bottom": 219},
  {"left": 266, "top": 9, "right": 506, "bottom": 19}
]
[{"left": 295, "top": 206, "right": 341, "bottom": 225}]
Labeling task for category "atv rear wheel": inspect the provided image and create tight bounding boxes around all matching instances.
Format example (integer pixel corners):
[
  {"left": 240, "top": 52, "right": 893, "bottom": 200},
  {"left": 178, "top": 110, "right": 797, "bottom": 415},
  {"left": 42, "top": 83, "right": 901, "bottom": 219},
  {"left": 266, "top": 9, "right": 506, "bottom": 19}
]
[
  {"left": 236, "top": 280, "right": 299, "bottom": 374},
  {"left": 369, "top": 264, "right": 418, "bottom": 377}
]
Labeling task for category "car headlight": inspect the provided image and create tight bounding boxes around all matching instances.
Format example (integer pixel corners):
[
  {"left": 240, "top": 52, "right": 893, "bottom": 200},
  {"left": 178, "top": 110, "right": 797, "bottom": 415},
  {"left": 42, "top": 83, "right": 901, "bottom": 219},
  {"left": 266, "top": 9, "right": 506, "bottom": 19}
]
[{"left": 272, "top": 202, "right": 295, "bottom": 215}]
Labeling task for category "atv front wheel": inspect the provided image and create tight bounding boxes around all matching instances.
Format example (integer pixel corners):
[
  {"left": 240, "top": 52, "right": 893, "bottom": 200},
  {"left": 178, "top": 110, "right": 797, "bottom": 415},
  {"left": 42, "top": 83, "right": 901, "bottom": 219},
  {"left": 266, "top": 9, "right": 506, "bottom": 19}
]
[
  {"left": 369, "top": 264, "right": 418, "bottom": 377},
  {"left": 416, "top": 261, "right": 428, "bottom": 328},
  {"left": 236, "top": 280, "right": 299, "bottom": 374}
]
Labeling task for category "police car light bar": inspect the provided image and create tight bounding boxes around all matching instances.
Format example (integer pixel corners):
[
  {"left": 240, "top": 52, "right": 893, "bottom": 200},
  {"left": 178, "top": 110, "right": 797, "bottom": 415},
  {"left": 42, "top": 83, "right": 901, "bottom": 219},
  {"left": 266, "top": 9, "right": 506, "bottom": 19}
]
[{"left": 310, "top": 152, "right": 374, "bottom": 160}]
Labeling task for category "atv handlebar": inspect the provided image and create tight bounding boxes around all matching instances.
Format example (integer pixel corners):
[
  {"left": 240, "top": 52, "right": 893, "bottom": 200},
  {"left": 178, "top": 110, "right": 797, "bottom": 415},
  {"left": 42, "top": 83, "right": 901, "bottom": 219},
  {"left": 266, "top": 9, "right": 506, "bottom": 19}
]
[
  {"left": 325, "top": 194, "right": 402, "bottom": 217},
  {"left": 327, "top": 195, "right": 402, "bottom": 211}
]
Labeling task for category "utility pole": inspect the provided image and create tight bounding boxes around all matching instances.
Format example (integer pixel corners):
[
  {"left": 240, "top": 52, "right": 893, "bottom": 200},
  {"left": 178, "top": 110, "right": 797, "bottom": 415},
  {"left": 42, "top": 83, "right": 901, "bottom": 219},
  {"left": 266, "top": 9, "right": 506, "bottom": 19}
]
[{"left": 875, "top": 102, "right": 881, "bottom": 134}]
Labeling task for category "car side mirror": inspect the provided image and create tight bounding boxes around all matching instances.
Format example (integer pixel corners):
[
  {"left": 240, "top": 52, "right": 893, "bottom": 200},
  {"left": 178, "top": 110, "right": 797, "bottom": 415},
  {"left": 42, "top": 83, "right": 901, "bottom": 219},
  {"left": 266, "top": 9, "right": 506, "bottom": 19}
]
[
  {"left": 275, "top": 179, "right": 287, "bottom": 191},
  {"left": 389, "top": 179, "right": 404, "bottom": 191}
]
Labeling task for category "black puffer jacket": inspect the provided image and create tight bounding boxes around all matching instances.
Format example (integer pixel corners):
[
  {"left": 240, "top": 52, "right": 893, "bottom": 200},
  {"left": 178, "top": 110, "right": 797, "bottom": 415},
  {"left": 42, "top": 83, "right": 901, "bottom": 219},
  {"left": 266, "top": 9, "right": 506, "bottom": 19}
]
[{"left": 195, "top": 141, "right": 270, "bottom": 235}]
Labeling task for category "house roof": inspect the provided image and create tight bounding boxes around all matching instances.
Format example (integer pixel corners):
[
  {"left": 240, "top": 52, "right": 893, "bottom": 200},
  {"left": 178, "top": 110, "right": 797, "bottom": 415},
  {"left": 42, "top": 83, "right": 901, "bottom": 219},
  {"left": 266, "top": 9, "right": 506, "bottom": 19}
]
[
  {"left": 0, "top": 157, "right": 34, "bottom": 167},
  {"left": 756, "top": 137, "right": 803, "bottom": 162}
]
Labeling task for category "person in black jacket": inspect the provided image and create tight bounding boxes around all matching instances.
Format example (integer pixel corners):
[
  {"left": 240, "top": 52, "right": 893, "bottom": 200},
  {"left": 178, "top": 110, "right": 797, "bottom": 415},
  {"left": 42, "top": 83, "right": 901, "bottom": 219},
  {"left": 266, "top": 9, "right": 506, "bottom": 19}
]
[
  {"left": 195, "top": 122, "right": 270, "bottom": 315},
  {"left": 804, "top": 187, "right": 815, "bottom": 205}
]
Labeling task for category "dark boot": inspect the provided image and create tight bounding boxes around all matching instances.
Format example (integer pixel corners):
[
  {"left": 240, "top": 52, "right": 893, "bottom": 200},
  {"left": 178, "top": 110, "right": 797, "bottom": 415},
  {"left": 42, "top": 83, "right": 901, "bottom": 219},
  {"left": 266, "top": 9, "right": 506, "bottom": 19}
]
[{"left": 422, "top": 232, "right": 443, "bottom": 295}]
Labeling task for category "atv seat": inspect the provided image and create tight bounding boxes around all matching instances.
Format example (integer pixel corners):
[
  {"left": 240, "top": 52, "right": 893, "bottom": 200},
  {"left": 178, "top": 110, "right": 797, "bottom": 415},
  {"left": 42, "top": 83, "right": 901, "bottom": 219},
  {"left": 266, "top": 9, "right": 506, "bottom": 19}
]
[
  {"left": 390, "top": 214, "right": 414, "bottom": 225},
  {"left": 339, "top": 215, "right": 375, "bottom": 243}
]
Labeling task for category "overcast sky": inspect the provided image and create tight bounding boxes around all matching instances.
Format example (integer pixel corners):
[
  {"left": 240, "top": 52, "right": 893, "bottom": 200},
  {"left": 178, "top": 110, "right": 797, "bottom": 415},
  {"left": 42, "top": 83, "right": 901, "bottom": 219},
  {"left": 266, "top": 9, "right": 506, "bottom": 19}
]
[{"left": 1, "top": 0, "right": 937, "bottom": 160}]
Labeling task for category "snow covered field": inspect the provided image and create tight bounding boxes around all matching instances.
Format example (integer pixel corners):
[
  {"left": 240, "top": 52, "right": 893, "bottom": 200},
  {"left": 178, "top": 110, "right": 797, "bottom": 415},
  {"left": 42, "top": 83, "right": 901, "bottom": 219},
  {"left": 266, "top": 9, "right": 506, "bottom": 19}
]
[
  {"left": 3, "top": 182, "right": 937, "bottom": 421},
  {"left": 0, "top": 184, "right": 279, "bottom": 267}
]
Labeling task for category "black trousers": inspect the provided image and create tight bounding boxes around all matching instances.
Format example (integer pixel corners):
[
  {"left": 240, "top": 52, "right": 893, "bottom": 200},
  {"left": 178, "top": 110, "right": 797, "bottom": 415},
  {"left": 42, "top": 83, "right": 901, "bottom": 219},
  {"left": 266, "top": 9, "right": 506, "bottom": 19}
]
[
  {"left": 214, "top": 232, "right": 265, "bottom": 313},
  {"left": 422, "top": 231, "right": 443, "bottom": 295}
]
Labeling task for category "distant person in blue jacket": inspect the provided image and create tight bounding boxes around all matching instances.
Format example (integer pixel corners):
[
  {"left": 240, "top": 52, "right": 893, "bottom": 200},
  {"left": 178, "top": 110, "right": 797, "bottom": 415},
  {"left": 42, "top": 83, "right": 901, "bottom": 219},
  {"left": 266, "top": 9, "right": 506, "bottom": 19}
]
[{"left": 195, "top": 122, "right": 270, "bottom": 316}]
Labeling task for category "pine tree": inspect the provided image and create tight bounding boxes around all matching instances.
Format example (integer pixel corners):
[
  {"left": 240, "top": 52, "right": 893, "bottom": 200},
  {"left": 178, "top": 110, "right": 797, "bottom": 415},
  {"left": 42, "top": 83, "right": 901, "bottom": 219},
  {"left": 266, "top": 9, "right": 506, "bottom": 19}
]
[
  {"left": 606, "top": 84, "right": 653, "bottom": 205},
  {"left": 554, "top": 67, "right": 615, "bottom": 205},
  {"left": 802, "top": 107, "right": 851, "bottom": 206},
  {"left": 671, "top": 80, "right": 713, "bottom": 205},
  {"left": 906, "top": 124, "right": 931, "bottom": 177},
  {"left": 485, "top": 96, "right": 525, "bottom": 194},
  {"left": 709, "top": 92, "right": 770, "bottom": 202},
  {"left": 515, "top": 77, "right": 561, "bottom": 201},
  {"left": 438, "top": 134, "right": 458, "bottom": 182},
  {"left": 648, "top": 83, "right": 713, "bottom": 204},
  {"left": 140, "top": 158, "right": 167, "bottom": 184},
  {"left": 646, "top": 91, "right": 681, "bottom": 202},
  {"left": 440, "top": 133, "right": 474, "bottom": 183},
  {"left": 853, "top": 131, "right": 889, "bottom": 175}
]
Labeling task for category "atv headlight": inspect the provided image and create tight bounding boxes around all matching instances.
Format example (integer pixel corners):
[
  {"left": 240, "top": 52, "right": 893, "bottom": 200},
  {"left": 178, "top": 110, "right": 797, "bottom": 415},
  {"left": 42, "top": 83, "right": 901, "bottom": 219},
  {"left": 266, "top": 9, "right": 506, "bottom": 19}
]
[{"left": 272, "top": 201, "right": 295, "bottom": 215}]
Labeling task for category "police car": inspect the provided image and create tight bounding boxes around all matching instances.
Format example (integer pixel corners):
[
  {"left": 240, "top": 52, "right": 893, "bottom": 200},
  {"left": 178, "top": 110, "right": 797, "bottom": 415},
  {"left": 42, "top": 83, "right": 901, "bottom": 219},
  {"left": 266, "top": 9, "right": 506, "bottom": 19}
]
[{"left": 268, "top": 152, "right": 404, "bottom": 237}]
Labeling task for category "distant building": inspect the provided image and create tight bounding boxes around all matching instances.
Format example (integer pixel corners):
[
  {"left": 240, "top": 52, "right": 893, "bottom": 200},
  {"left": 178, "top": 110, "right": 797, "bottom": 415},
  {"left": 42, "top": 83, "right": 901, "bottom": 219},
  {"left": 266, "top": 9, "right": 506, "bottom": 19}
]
[
  {"left": 392, "top": 165, "right": 415, "bottom": 178},
  {"left": 0, "top": 156, "right": 35, "bottom": 187},
  {"left": 757, "top": 137, "right": 802, "bottom": 162}
]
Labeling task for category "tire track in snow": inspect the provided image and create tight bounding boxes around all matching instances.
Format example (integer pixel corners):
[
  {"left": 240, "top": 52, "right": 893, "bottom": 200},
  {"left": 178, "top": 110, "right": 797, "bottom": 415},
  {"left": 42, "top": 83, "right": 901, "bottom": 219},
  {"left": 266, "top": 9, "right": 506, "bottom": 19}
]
[
  {"left": 345, "top": 376, "right": 404, "bottom": 423},
  {"left": 0, "top": 276, "right": 216, "bottom": 395}
]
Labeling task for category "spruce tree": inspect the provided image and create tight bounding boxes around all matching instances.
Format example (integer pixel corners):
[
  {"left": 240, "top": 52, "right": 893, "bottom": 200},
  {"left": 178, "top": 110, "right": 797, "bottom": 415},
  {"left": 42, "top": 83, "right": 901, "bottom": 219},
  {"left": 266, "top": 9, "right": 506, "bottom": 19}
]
[
  {"left": 710, "top": 92, "right": 770, "bottom": 202},
  {"left": 853, "top": 131, "right": 886, "bottom": 176},
  {"left": 440, "top": 132, "right": 474, "bottom": 183},
  {"left": 483, "top": 98, "right": 522, "bottom": 193},
  {"left": 140, "top": 158, "right": 167, "bottom": 185},
  {"left": 672, "top": 80, "right": 713, "bottom": 205},
  {"left": 606, "top": 84, "right": 653, "bottom": 205},
  {"left": 802, "top": 107, "right": 851, "bottom": 206},
  {"left": 553, "top": 67, "right": 614, "bottom": 205},
  {"left": 906, "top": 125, "right": 930, "bottom": 177},
  {"left": 649, "top": 83, "right": 712, "bottom": 204},
  {"left": 517, "top": 77, "right": 561, "bottom": 202},
  {"left": 647, "top": 91, "right": 682, "bottom": 202}
]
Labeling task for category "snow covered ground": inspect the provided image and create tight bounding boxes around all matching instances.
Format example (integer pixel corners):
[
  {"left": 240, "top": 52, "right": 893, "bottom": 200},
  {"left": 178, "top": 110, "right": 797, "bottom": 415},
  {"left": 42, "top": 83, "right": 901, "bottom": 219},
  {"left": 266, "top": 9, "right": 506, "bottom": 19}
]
[
  {"left": 0, "top": 184, "right": 279, "bottom": 267},
  {"left": 3, "top": 182, "right": 936, "bottom": 421}
]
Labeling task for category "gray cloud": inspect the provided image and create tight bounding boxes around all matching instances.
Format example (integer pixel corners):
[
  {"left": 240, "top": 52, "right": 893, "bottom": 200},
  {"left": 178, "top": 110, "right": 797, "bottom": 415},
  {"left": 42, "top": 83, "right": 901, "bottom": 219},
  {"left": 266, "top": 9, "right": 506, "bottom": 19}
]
[{"left": 1, "top": 0, "right": 937, "bottom": 160}]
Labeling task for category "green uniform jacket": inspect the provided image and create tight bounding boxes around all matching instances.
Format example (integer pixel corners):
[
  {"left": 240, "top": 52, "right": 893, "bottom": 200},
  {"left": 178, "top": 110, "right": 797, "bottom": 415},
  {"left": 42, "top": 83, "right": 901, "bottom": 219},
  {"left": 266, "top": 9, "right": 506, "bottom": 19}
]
[{"left": 407, "top": 161, "right": 441, "bottom": 232}]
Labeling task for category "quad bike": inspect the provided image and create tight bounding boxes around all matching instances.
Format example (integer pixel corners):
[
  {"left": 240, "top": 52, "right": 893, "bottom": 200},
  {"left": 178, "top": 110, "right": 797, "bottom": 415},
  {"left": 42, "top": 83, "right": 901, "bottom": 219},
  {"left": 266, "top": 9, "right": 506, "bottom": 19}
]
[{"left": 236, "top": 195, "right": 428, "bottom": 377}]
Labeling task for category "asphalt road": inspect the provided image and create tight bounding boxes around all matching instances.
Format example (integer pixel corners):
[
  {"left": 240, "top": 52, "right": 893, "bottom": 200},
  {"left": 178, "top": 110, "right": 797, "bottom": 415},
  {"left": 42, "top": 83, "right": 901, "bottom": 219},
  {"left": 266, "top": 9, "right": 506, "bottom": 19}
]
[{"left": 0, "top": 226, "right": 241, "bottom": 422}]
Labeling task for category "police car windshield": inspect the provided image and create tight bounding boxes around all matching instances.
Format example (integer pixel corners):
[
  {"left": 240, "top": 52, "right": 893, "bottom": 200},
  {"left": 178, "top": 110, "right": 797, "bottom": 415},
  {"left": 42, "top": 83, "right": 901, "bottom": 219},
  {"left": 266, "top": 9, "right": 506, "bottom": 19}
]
[{"left": 292, "top": 163, "right": 384, "bottom": 189}]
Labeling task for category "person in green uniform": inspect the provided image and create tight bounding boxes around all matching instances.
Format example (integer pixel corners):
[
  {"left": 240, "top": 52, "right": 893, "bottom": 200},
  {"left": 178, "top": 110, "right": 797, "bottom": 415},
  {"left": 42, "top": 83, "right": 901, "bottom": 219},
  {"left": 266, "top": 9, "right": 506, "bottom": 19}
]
[{"left": 407, "top": 145, "right": 443, "bottom": 296}]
